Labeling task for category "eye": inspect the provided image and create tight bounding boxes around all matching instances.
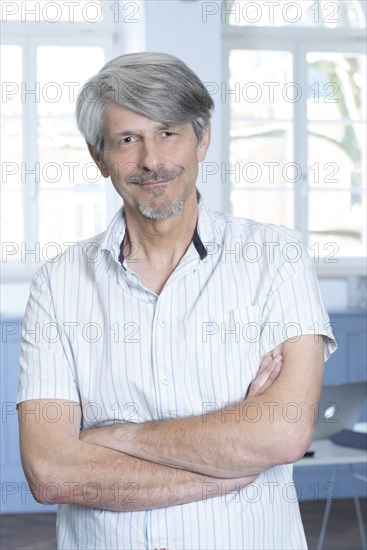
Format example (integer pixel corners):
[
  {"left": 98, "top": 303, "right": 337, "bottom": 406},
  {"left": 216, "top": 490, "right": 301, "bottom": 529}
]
[
  {"left": 162, "top": 131, "right": 174, "bottom": 137},
  {"left": 120, "top": 136, "right": 138, "bottom": 144}
]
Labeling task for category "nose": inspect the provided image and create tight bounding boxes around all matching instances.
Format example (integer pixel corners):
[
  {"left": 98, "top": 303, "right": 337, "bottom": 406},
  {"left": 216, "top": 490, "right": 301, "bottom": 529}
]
[{"left": 139, "top": 138, "right": 165, "bottom": 172}]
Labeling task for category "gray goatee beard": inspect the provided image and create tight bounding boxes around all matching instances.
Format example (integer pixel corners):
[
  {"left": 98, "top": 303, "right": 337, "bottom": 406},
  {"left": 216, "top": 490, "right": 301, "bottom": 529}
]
[
  {"left": 137, "top": 185, "right": 186, "bottom": 220},
  {"left": 126, "top": 166, "right": 186, "bottom": 221}
]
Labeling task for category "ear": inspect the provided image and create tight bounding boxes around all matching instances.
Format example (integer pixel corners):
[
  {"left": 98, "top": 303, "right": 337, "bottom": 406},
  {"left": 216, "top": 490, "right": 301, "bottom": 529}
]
[
  {"left": 86, "top": 142, "right": 110, "bottom": 178},
  {"left": 197, "top": 124, "right": 211, "bottom": 162}
]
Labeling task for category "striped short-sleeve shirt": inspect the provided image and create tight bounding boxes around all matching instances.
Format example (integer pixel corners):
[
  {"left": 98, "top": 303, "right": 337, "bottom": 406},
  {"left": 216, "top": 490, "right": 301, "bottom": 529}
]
[{"left": 18, "top": 194, "right": 336, "bottom": 550}]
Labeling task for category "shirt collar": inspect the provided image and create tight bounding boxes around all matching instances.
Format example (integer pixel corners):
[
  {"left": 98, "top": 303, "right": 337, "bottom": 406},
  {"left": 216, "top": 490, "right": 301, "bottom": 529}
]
[
  {"left": 93, "top": 190, "right": 215, "bottom": 280},
  {"left": 118, "top": 224, "right": 207, "bottom": 269}
]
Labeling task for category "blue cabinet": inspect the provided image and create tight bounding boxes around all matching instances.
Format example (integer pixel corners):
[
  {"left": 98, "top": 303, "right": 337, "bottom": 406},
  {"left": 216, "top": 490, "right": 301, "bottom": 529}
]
[
  {"left": 1, "top": 317, "right": 56, "bottom": 513},
  {"left": 1, "top": 312, "right": 366, "bottom": 511},
  {"left": 325, "top": 311, "right": 367, "bottom": 420},
  {"left": 325, "top": 311, "right": 367, "bottom": 384}
]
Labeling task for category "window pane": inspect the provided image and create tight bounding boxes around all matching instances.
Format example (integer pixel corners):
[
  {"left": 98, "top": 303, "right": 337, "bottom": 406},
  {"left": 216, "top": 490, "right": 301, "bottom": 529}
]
[
  {"left": 0, "top": 190, "right": 24, "bottom": 262},
  {"left": 0, "top": 45, "right": 22, "bottom": 116},
  {"left": 37, "top": 46, "right": 105, "bottom": 116},
  {"left": 229, "top": 50, "right": 293, "bottom": 120},
  {"left": 1, "top": 45, "right": 23, "bottom": 263},
  {"left": 307, "top": 53, "right": 366, "bottom": 121},
  {"left": 308, "top": 190, "right": 366, "bottom": 257},
  {"left": 2, "top": 1, "right": 104, "bottom": 22},
  {"left": 229, "top": 50, "right": 294, "bottom": 225},
  {"left": 1, "top": 119, "right": 23, "bottom": 189},
  {"left": 231, "top": 190, "right": 293, "bottom": 226},
  {"left": 227, "top": 0, "right": 365, "bottom": 28},
  {"left": 38, "top": 118, "right": 105, "bottom": 189},
  {"left": 308, "top": 122, "right": 366, "bottom": 190},
  {"left": 37, "top": 47, "right": 105, "bottom": 189},
  {"left": 36, "top": 46, "right": 107, "bottom": 247},
  {"left": 230, "top": 123, "right": 293, "bottom": 188},
  {"left": 307, "top": 51, "right": 366, "bottom": 259},
  {"left": 0, "top": 45, "right": 22, "bottom": 188}
]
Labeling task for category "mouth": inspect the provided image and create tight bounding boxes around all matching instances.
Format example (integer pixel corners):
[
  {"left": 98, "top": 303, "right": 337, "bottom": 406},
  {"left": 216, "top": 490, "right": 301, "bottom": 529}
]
[
  {"left": 126, "top": 167, "right": 184, "bottom": 186},
  {"left": 141, "top": 180, "right": 167, "bottom": 186}
]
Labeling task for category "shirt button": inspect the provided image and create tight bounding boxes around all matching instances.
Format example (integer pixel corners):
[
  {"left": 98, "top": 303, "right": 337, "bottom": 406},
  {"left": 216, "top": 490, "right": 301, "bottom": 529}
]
[
  {"left": 159, "top": 320, "right": 167, "bottom": 328},
  {"left": 161, "top": 375, "right": 169, "bottom": 385}
]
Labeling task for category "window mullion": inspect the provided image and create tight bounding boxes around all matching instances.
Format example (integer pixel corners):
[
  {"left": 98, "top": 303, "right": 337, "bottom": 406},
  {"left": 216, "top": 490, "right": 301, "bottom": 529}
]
[
  {"left": 22, "top": 37, "right": 39, "bottom": 266},
  {"left": 221, "top": 40, "right": 231, "bottom": 214},
  {"left": 293, "top": 41, "right": 309, "bottom": 244}
]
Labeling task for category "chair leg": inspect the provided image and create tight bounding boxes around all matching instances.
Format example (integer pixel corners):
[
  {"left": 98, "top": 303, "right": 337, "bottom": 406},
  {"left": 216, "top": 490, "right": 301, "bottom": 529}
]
[
  {"left": 317, "top": 465, "right": 337, "bottom": 550},
  {"left": 349, "top": 464, "right": 366, "bottom": 550}
]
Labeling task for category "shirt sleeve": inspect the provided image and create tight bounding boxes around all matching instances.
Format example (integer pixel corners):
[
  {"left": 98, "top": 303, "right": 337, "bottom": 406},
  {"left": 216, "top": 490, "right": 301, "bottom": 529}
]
[
  {"left": 17, "top": 266, "right": 80, "bottom": 405},
  {"left": 259, "top": 233, "right": 337, "bottom": 361}
]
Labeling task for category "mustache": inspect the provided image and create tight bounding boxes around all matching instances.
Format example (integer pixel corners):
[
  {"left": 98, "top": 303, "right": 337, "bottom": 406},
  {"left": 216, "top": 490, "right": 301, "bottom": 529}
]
[{"left": 125, "top": 166, "right": 184, "bottom": 185}]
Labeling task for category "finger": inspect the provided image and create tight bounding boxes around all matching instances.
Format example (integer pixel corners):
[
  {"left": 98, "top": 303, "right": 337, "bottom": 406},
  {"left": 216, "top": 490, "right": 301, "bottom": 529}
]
[
  {"left": 262, "top": 357, "right": 282, "bottom": 383},
  {"left": 260, "top": 353, "right": 282, "bottom": 371},
  {"left": 257, "top": 354, "right": 274, "bottom": 374},
  {"left": 257, "top": 356, "right": 282, "bottom": 380},
  {"left": 270, "top": 365, "right": 282, "bottom": 380},
  {"left": 256, "top": 364, "right": 282, "bottom": 394},
  {"left": 247, "top": 369, "right": 273, "bottom": 397},
  {"left": 267, "top": 357, "right": 282, "bottom": 379},
  {"left": 261, "top": 354, "right": 273, "bottom": 366},
  {"left": 248, "top": 357, "right": 283, "bottom": 397},
  {"left": 255, "top": 359, "right": 283, "bottom": 394}
]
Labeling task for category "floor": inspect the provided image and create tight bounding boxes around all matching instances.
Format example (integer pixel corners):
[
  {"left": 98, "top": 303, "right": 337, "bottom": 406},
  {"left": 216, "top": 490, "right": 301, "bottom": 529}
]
[{"left": 1, "top": 499, "right": 366, "bottom": 549}]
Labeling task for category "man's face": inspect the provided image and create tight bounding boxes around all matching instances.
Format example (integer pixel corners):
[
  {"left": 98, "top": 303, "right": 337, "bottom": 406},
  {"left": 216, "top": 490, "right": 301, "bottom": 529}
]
[{"left": 89, "top": 104, "right": 210, "bottom": 221}]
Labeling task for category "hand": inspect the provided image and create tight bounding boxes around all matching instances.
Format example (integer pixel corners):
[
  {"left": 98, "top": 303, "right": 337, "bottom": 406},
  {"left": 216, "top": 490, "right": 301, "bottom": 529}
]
[{"left": 246, "top": 354, "right": 282, "bottom": 398}]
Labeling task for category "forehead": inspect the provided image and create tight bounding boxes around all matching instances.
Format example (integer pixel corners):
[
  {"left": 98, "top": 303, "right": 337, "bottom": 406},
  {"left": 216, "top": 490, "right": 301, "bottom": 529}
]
[
  {"left": 103, "top": 104, "right": 156, "bottom": 130},
  {"left": 102, "top": 104, "right": 190, "bottom": 135}
]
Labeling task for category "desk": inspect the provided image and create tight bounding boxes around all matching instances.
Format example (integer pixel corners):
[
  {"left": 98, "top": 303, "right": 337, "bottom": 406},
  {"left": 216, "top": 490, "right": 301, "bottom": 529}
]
[{"left": 294, "top": 438, "right": 367, "bottom": 550}]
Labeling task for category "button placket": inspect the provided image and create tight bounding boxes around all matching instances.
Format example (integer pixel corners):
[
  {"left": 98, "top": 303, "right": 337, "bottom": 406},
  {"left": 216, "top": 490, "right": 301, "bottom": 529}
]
[{"left": 152, "top": 290, "right": 181, "bottom": 418}]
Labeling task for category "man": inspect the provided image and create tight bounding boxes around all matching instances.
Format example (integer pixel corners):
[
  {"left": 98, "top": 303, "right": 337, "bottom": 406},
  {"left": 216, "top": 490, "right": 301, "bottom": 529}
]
[{"left": 18, "top": 52, "right": 336, "bottom": 549}]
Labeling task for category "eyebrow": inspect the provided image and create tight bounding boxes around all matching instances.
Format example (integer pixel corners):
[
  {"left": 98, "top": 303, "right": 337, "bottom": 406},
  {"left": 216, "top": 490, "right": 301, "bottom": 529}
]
[
  {"left": 113, "top": 131, "right": 138, "bottom": 137},
  {"left": 113, "top": 124, "right": 174, "bottom": 137}
]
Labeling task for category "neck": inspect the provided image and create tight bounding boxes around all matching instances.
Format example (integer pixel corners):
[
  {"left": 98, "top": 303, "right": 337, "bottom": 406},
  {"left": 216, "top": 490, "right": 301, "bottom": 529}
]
[{"left": 123, "top": 192, "right": 199, "bottom": 266}]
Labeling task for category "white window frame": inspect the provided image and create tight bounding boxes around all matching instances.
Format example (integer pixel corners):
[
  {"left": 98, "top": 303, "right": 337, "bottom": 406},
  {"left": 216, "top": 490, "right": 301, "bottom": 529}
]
[
  {"left": 222, "top": 22, "right": 366, "bottom": 277},
  {"left": 1, "top": 1, "right": 142, "bottom": 282}
]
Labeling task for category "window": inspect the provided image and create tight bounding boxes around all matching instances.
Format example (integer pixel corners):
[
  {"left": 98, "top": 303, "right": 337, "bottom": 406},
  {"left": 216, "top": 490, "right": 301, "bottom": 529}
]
[
  {"left": 0, "top": 1, "right": 127, "bottom": 280},
  {"left": 225, "top": 0, "right": 365, "bottom": 28},
  {"left": 223, "top": 0, "right": 366, "bottom": 275}
]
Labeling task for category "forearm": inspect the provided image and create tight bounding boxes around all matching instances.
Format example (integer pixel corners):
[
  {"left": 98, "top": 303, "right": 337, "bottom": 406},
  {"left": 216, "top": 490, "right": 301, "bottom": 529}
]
[
  {"left": 88, "top": 339, "right": 323, "bottom": 478},
  {"left": 29, "top": 438, "right": 255, "bottom": 511},
  {"left": 84, "top": 402, "right": 278, "bottom": 479},
  {"left": 124, "top": 394, "right": 318, "bottom": 477}
]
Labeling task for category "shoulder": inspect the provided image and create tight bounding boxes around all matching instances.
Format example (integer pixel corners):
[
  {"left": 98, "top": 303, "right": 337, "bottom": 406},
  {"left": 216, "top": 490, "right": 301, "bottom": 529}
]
[
  {"left": 214, "top": 210, "right": 306, "bottom": 253},
  {"left": 215, "top": 210, "right": 298, "bottom": 239},
  {"left": 30, "top": 229, "right": 109, "bottom": 289},
  {"left": 205, "top": 209, "right": 315, "bottom": 279}
]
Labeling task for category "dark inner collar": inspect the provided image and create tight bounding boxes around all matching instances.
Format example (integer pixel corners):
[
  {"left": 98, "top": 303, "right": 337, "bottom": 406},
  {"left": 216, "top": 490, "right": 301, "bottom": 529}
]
[{"left": 119, "top": 226, "right": 207, "bottom": 268}]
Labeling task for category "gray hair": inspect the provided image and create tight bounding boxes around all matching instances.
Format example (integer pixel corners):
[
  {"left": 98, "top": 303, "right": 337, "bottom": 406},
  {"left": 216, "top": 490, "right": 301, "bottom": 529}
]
[{"left": 76, "top": 52, "right": 214, "bottom": 155}]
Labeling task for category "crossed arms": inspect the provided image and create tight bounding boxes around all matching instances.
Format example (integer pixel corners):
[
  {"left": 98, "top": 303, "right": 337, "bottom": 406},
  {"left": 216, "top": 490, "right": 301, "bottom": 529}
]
[{"left": 18, "top": 335, "right": 324, "bottom": 511}]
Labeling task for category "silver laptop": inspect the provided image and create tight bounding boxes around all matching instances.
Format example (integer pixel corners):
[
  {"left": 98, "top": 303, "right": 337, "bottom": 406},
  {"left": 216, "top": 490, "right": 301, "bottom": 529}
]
[{"left": 313, "top": 381, "right": 367, "bottom": 440}]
